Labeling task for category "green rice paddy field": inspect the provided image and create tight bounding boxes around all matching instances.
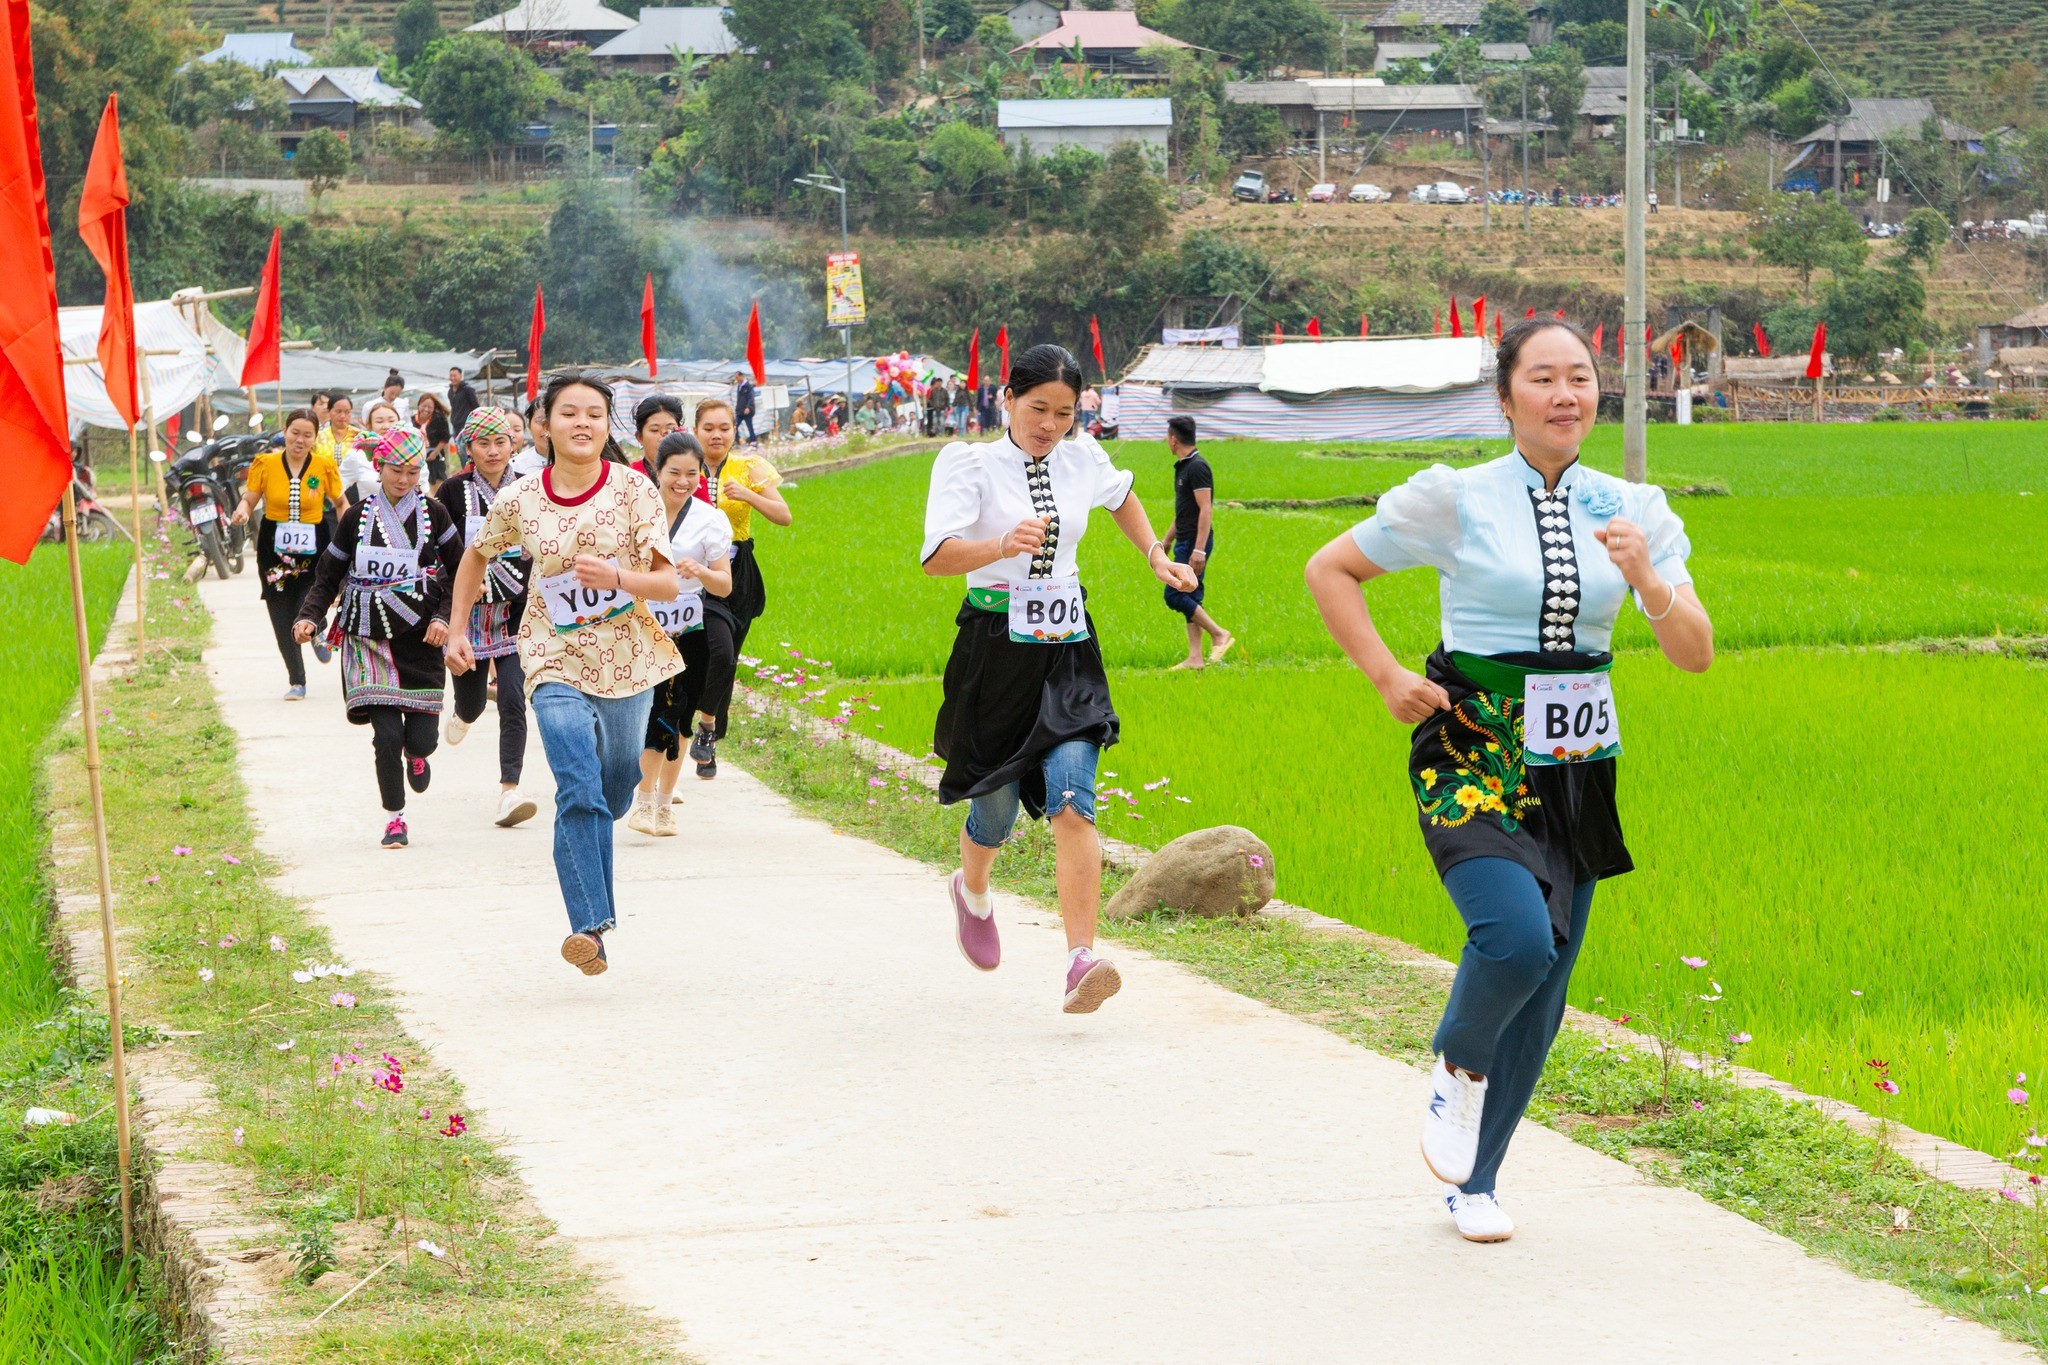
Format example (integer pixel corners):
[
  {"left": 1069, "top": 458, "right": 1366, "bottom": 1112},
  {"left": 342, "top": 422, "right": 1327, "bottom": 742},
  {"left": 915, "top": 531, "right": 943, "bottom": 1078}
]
[{"left": 764, "top": 422, "right": 2047, "bottom": 1158}]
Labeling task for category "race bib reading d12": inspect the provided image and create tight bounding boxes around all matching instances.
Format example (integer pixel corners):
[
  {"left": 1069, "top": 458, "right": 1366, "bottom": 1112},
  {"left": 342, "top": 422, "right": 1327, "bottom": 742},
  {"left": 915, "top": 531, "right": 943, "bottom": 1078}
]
[
  {"left": 273, "top": 522, "right": 317, "bottom": 556},
  {"left": 1523, "top": 672, "right": 1621, "bottom": 766},
  {"left": 536, "top": 565, "right": 634, "bottom": 634},
  {"left": 1008, "top": 577, "right": 1089, "bottom": 644}
]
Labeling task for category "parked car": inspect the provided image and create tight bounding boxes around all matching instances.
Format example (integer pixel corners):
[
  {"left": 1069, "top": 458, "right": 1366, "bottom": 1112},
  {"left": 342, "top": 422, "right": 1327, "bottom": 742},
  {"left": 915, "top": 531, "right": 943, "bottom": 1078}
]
[
  {"left": 1231, "top": 170, "right": 1267, "bottom": 202},
  {"left": 1408, "top": 181, "right": 1472, "bottom": 204},
  {"left": 1348, "top": 182, "right": 1391, "bottom": 203},
  {"left": 1307, "top": 182, "right": 1338, "bottom": 203}
]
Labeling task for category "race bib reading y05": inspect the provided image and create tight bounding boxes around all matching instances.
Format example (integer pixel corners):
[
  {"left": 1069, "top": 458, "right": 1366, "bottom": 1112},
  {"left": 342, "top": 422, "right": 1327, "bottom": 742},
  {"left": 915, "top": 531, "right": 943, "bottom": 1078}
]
[
  {"left": 1008, "top": 577, "right": 1089, "bottom": 644},
  {"left": 536, "top": 565, "right": 634, "bottom": 634},
  {"left": 1523, "top": 673, "right": 1621, "bottom": 766}
]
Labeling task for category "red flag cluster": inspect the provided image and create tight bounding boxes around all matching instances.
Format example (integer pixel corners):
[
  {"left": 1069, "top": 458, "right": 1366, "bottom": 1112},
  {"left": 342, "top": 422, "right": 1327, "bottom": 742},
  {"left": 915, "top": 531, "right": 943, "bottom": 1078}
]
[{"left": 79, "top": 95, "right": 137, "bottom": 432}]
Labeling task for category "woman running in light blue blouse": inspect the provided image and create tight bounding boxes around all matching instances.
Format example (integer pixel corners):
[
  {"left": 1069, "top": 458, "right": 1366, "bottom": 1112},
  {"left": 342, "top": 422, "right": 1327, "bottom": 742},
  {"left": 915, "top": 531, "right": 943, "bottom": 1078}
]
[{"left": 1306, "top": 318, "right": 1714, "bottom": 1244}]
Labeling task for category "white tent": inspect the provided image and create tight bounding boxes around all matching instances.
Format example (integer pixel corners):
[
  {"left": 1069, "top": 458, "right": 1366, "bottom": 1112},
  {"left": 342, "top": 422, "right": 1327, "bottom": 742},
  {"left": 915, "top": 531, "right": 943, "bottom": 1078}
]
[{"left": 58, "top": 299, "right": 215, "bottom": 434}]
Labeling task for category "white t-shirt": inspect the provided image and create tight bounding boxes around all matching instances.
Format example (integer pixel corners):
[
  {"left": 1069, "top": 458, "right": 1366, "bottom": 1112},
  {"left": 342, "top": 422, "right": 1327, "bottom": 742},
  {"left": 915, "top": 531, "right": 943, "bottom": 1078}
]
[
  {"left": 508, "top": 446, "right": 547, "bottom": 478},
  {"left": 339, "top": 448, "right": 377, "bottom": 499},
  {"left": 920, "top": 432, "right": 1134, "bottom": 591},
  {"left": 666, "top": 496, "right": 734, "bottom": 595}
]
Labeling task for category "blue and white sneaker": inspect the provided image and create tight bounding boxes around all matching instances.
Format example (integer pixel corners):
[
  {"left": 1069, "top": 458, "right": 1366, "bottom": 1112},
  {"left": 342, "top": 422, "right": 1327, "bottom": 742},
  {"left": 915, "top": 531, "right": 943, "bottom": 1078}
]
[
  {"left": 1444, "top": 1184, "right": 1515, "bottom": 1243},
  {"left": 1421, "top": 1056, "right": 1487, "bottom": 1186}
]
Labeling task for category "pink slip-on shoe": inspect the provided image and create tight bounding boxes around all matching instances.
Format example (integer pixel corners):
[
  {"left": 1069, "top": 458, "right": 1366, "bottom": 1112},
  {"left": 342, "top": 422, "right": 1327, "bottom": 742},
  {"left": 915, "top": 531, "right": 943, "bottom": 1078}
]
[
  {"left": 1062, "top": 952, "right": 1122, "bottom": 1014},
  {"left": 950, "top": 871, "right": 1000, "bottom": 971}
]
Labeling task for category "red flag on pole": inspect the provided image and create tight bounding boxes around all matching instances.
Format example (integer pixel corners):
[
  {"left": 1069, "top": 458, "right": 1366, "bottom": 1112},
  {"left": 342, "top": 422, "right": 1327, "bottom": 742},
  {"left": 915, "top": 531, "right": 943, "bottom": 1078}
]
[
  {"left": 1753, "top": 321, "right": 1771, "bottom": 356},
  {"left": 525, "top": 283, "right": 546, "bottom": 404},
  {"left": 78, "top": 95, "right": 137, "bottom": 431},
  {"left": 1305, "top": 316, "right": 1321, "bottom": 340},
  {"left": 240, "top": 227, "right": 282, "bottom": 388},
  {"left": 1670, "top": 337, "right": 1685, "bottom": 368},
  {"left": 996, "top": 325, "right": 1010, "bottom": 383},
  {"left": 1525, "top": 306, "right": 1535, "bottom": 319},
  {"left": 1273, "top": 321, "right": 1283, "bottom": 345},
  {"left": 1494, "top": 313, "right": 1503, "bottom": 344},
  {"left": 1449, "top": 294, "right": 1463, "bottom": 338},
  {"left": 1089, "top": 314, "right": 1105, "bottom": 374},
  {"left": 1472, "top": 295, "right": 1486, "bottom": 337},
  {"left": 1590, "top": 322, "right": 1605, "bottom": 354},
  {"left": 1555, "top": 309, "right": 1566, "bottom": 319},
  {"left": 639, "top": 273, "right": 657, "bottom": 378},
  {"left": 1805, "top": 321, "right": 1827, "bottom": 379},
  {"left": 1434, "top": 309, "right": 1442, "bottom": 335},
  {"left": 1359, "top": 314, "right": 1369, "bottom": 337},
  {"left": 0, "top": 0, "right": 74, "bottom": 563},
  {"left": 745, "top": 300, "right": 766, "bottom": 385},
  {"left": 965, "top": 328, "right": 980, "bottom": 390}
]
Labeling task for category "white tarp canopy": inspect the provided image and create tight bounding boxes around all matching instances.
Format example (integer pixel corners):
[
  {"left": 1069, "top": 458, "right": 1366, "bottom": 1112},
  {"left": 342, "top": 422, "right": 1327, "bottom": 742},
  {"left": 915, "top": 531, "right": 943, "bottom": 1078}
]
[
  {"left": 1259, "top": 337, "right": 1492, "bottom": 395},
  {"left": 58, "top": 298, "right": 215, "bottom": 432}
]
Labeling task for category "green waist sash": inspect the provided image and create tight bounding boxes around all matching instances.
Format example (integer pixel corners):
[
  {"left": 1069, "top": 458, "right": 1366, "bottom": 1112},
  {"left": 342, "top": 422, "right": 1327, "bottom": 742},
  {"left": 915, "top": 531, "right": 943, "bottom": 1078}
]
[
  {"left": 1449, "top": 650, "right": 1610, "bottom": 697},
  {"left": 968, "top": 585, "right": 1010, "bottom": 613}
]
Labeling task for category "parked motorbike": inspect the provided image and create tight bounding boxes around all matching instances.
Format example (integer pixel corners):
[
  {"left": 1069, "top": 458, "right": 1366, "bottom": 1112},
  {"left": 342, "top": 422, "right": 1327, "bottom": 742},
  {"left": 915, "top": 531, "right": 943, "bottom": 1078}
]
[
  {"left": 1264, "top": 186, "right": 1298, "bottom": 204},
  {"left": 172, "top": 435, "right": 267, "bottom": 580},
  {"left": 38, "top": 461, "right": 125, "bottom": 545}
]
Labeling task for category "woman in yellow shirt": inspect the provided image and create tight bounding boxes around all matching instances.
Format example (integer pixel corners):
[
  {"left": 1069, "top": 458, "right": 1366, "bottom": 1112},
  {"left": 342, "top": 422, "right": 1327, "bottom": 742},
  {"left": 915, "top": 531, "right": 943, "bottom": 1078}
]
[
  {"left": 687, "top": 396, "right": 791, "bottom": 775},
  {"left": 231, "top": 409, "right": 343, "bottom": 699}
]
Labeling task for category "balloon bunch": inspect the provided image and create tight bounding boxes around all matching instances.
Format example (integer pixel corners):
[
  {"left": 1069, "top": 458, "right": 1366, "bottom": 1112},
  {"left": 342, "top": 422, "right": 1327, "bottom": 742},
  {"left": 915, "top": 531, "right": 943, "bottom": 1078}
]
[{"left": 871, "top": 350, "right": 929, "bottom": 403}]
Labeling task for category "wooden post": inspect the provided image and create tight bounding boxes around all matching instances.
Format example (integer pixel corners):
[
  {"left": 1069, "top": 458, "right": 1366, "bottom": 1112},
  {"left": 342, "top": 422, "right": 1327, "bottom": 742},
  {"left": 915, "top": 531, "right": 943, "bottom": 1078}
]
[
  {"left": 1813, "top": 374, "right": 1823, "bottom": 421},
  {"left": 60, "top": 485, "right": 135, "bottom": 1258},
  {"left": 125, "top": 420, "right": 144, "bottom": 654}
]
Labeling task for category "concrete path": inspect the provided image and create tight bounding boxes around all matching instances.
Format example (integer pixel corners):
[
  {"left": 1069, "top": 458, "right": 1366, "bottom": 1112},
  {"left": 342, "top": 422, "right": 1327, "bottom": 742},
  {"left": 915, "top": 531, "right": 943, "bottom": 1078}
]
[{"left": 196, "top": 576, "right": 2030, "bottom": 1364}]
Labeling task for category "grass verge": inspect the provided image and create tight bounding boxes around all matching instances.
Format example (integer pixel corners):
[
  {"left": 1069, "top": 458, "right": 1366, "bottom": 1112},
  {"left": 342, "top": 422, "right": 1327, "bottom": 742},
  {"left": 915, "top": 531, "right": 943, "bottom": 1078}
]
[
  {"left": 0, "top": 543, "right": 175, "bottom": 1363},
  {"left": 724, "top": 686, "right": 2048, "bottom": 1360},
  {"left": 42, "top": 540, "right": 685, "bottom": 1362}
]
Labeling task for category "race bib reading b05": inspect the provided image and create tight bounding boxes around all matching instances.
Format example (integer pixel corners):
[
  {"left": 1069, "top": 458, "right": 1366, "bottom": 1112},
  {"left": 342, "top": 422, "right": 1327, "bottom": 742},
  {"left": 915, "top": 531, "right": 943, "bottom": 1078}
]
[{"left": 1523, "top": 673, "right": 1621, "bottom": 766}]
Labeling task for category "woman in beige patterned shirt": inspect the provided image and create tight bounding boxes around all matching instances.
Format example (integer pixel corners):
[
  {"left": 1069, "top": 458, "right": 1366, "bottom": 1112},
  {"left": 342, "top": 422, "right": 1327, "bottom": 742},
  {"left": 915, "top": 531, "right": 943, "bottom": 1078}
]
[{"left": 446, "top": 373, "right": 682, "bottom": 977}]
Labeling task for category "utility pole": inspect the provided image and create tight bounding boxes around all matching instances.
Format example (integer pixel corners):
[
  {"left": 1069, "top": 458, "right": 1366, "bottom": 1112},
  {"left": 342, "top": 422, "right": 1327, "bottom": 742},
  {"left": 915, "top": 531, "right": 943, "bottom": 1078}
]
[
  {"left": 797, "top": 173, "right": 858, "bottom": 414},
  {"left": 1521, "top": 66, "right": 1531, "bottom": 231},
  {"left": 916, "top": 0, "right": 926, "bottom": 74},
  {"left": 1623, "top": 0, "right": 1648, "bottom": 483},
  {"left": 1672, "top": 68, "right": 1683, "bottom": 209}
]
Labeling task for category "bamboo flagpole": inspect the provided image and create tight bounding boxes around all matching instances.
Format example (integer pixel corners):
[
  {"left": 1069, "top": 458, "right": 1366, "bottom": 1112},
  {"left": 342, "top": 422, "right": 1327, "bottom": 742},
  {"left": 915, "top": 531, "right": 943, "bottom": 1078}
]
[{"left": 60, "top": 483, "right": 136, "bottom": 1257}]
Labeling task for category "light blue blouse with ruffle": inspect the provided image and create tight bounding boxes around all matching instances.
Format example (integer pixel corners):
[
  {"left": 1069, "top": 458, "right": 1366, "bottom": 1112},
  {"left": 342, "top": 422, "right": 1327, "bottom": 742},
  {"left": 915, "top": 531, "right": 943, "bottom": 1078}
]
[{"left": 1349, "top": 452, "right": 1693, "bottom": 656}]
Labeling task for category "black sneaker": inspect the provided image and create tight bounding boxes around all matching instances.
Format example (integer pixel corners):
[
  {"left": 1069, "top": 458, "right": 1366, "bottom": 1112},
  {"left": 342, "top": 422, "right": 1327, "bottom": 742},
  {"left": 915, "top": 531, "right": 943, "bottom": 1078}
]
[
  {"left": 381, "top": 814, "right": 408, "bottom": 849},
  {"left": 688, "top": 724, "right": 715, "bottom": 766},
  {"left": 406, "top": 757, "right": 431, "bottom": 793},
  {"left": 695, "top": 745, "right": 717, "bottom": 780}
]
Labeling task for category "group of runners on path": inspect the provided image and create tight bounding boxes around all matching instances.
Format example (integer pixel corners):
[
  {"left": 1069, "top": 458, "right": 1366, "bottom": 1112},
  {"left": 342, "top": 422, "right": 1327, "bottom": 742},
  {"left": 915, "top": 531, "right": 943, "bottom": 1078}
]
[{"left": 226, "top": 319, "right": 1712, "bottom": 1246}]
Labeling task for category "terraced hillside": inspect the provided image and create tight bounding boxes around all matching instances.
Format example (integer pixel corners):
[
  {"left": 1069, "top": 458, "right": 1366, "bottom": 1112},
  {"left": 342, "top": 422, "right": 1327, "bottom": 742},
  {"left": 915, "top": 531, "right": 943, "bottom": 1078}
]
[
  {"left": 1808, "top": 0, "right": 2048, "bottom": 119},
  {"left": 185, "top": 0, "right": 486, "bottom": 46}
]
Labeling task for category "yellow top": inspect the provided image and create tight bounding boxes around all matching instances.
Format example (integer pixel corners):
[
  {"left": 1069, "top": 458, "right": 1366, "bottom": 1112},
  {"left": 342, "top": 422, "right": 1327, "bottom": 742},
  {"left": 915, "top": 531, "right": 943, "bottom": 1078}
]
[
  {"left": 244, "top": 449, "right": 343, "bottom": 523},
  {"left": 312, "top": 425, "right": 358, "bottom": 466},
  {"left": 706, "top": 452, "right": 782, "bottom": 542}
]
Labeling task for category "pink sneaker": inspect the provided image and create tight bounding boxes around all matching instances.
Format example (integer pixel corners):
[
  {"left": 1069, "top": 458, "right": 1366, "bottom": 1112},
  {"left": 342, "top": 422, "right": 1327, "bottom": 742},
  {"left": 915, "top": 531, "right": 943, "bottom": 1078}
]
[
  {"left": 950, "top": 871, "right": 1000, "bottom": 971},
  {"left": 1062, "top": 951, "right": 1122, "bottom": 1014}
]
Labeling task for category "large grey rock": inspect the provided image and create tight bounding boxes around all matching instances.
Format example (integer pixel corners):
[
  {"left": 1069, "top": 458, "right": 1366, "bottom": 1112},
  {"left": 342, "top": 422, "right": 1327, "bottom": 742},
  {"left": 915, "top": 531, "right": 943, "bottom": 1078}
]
[{"left": 1105, "top": 825, "right": 1276, "bottom": 920}]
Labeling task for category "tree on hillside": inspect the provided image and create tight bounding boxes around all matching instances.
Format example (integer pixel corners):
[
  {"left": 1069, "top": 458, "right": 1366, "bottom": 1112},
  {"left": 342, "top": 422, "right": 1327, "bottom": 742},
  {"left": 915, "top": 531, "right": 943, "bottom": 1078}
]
[
  {"left": 1162, "top": 0, "right": 1335, "bottom": 73},
  {"left": 541, "top": 185, "right": 655, "bottom": 361},
  {"left": 1817, "top": 266, "right": 1928, "bottom": 363},
  {"left": 924, "top": 0, "right": 977, "bottom": 46},
  {"left": 295, "top": 128, "right": 353, "bottom": 214},
  {"left": 1083, "top": 142, "right": 1169, "bottom": 257},
  {"left": 1748, "top": 192, "right": 1865, "bottom": 300},
  {"left": 394, "top": 0, "right": 443, "bottom": 69},
  {"left": 725, "top": 0, "right": 874, "bottom": 86},
  {"left": 1896, "top": 208, "right": 1949, "bottom": 271},
  {"left": 1477, "top": 0, "right": 1529, "bottom": 42},
  {"left": 314, "top": 26, "right": 384, "bottom": 66},
  {"left": 420, "top": 229, "right": 541, "bottom": 347},
  {"left": 975, "top": 14, "right": 1017, "bottom": 56},
  {"left": 925, "top": 122, "right": 1008, "bottom": 205},
  {"left": 419, "top": 35, "right": 545, "bottom": 164}
]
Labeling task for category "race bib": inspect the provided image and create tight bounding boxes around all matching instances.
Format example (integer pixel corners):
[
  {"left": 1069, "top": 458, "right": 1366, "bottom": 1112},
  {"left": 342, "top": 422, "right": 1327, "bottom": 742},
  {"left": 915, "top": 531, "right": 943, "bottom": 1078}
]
[
  {"left": 353, "top": 544, "right": 420, "bottom": 583},
  {"left": 274, "top": 521, "right": 317, "bottom": 556},
  {"left": 1008, "top": 576, "right": 1089, "bottom": 644},
  {"left": 189, "top": 501, "right": 218, "bottom": 527},
  {"left": 1523, "top": 673, "right": 1621, "bottom": 766},
  {"left": 651, "top": 591, "right": 704, "bottom": 636},
  {"left": 465, "top": 513, "right": 487, "bottom": 545},
  {"left": 536, "top": 566, "right": 633, "bottom": 634}
]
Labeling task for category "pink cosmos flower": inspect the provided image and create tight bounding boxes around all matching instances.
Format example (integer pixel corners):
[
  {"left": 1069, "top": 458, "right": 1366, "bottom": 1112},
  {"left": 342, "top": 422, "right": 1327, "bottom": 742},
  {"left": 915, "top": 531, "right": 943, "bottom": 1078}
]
[
  {"left": 329, "top": 992, "right": 357, "bottom": 1009},
  {"left": 221, "top": 853, "right": 241, "bottom": 865},
  {"left": 269, "top": 935, "right": 286, "bottom": 953},
  {"left": 197, "top": 967, "right": 214, "bottom": 983},
  {"left": 1999, "top": 1188, "right": 2024, "bottom": 1202},
  {"left": 1874, "top": 1078, "right": 1900, "bottom": 1095},
  {"left": 144, "top": 874, "right": 160, "bottom": 885},
  {"left": 440, "top": 1113, "right": 468, "bottom": 1138},
  {"left": 1247, "top": 853, "right": 1267, "bottom": 869},
  {"left": 2010, "top": 1088, "right": 2030, "bottom": 1105},
  {"left": 1728, "top": 1032, "right": 1753, "bottom": 1046},
  {"left": 1679, "top": 956, "right": 1707, "bottom": 970},
  {"left": 171, "top": 845, "right": 191, "bottom": 857},
  {"left": 232, "top": 1127, "right": 245, "bottom": 1146},
  {"left": 218, "top": 935, "right": 238, "bottom": 948}
]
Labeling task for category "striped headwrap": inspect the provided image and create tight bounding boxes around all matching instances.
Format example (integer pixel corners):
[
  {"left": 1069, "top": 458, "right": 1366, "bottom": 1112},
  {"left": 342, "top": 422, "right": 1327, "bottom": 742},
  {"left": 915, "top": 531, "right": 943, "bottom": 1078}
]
[
  {"left": 372, "top": 427, "right": 427, "bottom": 468},
  {"left": 460, "top": 405, "right": 515, "bottom": 446}
]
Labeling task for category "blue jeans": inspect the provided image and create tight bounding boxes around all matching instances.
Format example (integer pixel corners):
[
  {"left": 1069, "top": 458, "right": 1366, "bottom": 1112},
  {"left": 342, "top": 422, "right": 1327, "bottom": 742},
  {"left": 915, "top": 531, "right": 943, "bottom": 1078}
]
[
  {"left": 1432, "top": 857, "right": 1598, "bottom": 1195},
  {"left": 964, "top": 740, "right": 1098, "bottom": 847},
  {"left": 530, "top": 682, "right": 654, "bottom": 935}
]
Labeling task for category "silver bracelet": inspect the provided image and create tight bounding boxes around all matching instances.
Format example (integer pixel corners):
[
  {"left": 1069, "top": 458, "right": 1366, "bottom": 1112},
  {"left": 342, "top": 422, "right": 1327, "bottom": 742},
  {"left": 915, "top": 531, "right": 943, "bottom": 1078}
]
[{"left": 1641, "top": 581, "right": 1678, "bottom": 621}]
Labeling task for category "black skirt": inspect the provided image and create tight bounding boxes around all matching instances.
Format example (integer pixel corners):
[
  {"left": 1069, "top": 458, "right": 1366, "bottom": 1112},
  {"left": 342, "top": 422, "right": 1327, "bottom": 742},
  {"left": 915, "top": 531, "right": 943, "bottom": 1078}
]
[
  {"left": 727, "top": 538, "right": 766, "bottom": 625},
  {"left": 934, "top": 596, "right": 1119, "bottom": 818},
  {"left": 1408, "top": 646, "right": 1632, "bottom": 943},
  {"left": 255, "top": 518, "right": 327, "bottom": 603}
]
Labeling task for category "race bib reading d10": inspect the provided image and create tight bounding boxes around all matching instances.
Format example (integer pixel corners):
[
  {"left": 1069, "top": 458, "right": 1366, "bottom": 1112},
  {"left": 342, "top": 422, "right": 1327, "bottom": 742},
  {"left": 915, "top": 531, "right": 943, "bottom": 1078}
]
[
  {"left": 536, "top": 565, "right": 635, "bottom": 634},
  {"left": 1523, "top": 673, "right": 1621, "bottom": 766},
  {"left": 651, "top": 591, "right": 704, "bottom": 636},
  {"left": 1008, "top": 577, "right": 1089, "bottom": 644}
]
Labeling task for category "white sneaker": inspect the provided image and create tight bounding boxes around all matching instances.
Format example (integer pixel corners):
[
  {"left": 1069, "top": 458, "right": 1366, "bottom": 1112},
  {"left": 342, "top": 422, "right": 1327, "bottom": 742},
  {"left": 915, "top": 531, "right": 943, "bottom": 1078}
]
[
  {"left": 1421, "top": 1057, "right": 1487, "bottom": 1186},
  {"left": 653, "top": 802, "right": 677, "bottom": 837},
  {"left": 624, "top": 798, "right": 659, "bottom": 836},
  {"left": 446, "top": 716, "right": 469, "bottom": 745},
  {"left": 1444, "top": 1185, "right": 1514, "bottom": 1242},
  {"left": 495, "top": 790, "right": 537, "bottom": 828}
]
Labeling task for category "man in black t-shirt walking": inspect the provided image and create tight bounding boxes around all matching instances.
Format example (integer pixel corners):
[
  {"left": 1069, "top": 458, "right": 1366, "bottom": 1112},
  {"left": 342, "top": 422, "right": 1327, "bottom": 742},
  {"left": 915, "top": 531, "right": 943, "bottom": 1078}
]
[{"left": 1159, "top": 415, "right": 1235, "bottom": 669}]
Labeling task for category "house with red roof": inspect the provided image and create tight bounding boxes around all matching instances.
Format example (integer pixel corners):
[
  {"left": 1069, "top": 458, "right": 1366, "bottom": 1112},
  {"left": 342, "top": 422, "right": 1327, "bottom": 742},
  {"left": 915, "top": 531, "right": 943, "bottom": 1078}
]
[{"left": 1009, "top": 11, "right": 1191, "bottom": 78}]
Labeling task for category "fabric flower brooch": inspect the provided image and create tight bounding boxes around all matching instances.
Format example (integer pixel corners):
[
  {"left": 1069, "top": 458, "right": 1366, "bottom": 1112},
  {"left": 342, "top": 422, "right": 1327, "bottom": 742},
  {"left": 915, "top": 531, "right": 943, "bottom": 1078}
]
[{"left": 1576, "top": 483, "right": 1623, "bottom": 517}]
